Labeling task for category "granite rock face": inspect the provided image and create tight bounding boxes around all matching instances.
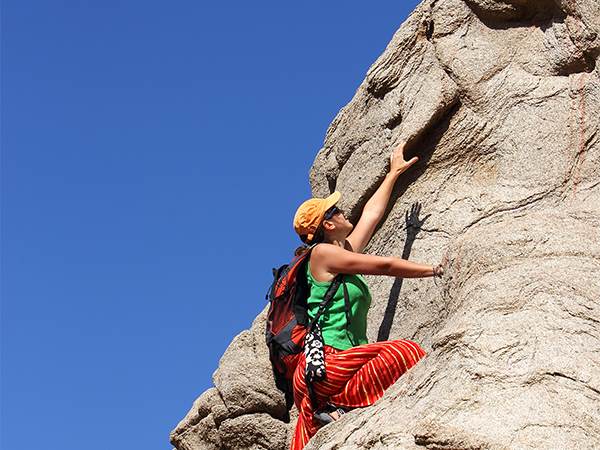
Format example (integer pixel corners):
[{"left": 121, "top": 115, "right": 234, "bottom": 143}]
[
  {"left": 170, "top": 312, "right": 293, "bottom": 450},
  {"left": 171, "top": 0, "right": 600, "bottom": 448}
]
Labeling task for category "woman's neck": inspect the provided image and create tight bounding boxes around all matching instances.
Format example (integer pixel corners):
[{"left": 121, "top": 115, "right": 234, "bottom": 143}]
[{"left": 325, "top": 236, "right": 346, "bottom": 248}]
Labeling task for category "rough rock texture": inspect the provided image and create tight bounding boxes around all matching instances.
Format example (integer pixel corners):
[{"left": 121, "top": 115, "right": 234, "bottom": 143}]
[
  {"left": 171, "top": 0, "right": 600, "bottom": 448},
  {"left": 170, "top": 312, "right": 294, "bottom": 450}
]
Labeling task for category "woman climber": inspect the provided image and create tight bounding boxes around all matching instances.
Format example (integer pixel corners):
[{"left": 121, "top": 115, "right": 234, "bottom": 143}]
[{"left": 287, "top": 142, "right": 443, "bottom": 450}]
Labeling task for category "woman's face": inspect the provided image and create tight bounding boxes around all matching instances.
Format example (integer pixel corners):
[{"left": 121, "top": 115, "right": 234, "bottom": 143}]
[{"left": 324, "top": 208, "right": 353, "bottom": 235}]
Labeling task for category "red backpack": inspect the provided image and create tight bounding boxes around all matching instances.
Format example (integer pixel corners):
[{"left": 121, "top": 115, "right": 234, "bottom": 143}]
[
  {"left": 265, "top": 246, "right": 314, "bottom": 384},
  {"left": 265, "top": 245, "right": 343, "bottom": 398}
]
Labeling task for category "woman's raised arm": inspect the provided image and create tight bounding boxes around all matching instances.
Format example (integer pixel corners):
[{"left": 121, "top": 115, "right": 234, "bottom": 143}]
[{"left": 346, "top": 142, "right": 418, "bottom": 253}]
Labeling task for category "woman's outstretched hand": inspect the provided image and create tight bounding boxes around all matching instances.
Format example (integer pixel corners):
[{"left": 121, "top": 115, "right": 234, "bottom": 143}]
[{"left": 390, "top": 141, "right": 419, "bottom": 175}]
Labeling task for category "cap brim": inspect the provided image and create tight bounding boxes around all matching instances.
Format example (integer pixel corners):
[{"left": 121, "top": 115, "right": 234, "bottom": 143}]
[{"left": 323, "top": 191, "right": 341, "bottom": 212}]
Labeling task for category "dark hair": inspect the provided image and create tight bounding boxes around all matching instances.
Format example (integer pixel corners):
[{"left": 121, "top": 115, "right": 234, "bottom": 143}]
[{"left": 298, "top": 224, "right": 325, "bottom": 246}]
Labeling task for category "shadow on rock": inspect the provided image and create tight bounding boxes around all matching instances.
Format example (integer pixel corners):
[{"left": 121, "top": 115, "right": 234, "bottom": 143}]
[{"left": 377, "top": 202, "right": 430, "bottom": 342}]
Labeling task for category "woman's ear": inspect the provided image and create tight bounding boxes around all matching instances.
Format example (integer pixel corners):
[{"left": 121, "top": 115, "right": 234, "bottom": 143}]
[{"left": 322, "top": 219, "right": 334, "bottom": 231}]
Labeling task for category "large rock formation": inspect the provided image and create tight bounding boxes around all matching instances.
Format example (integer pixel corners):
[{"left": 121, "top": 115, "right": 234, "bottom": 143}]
[{"left": 171, "top": 0, "right": 600, "bottom": 448}]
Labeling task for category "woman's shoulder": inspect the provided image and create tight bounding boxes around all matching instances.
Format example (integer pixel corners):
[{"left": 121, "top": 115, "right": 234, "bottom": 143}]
[
  {"left": 309, "top": 243, "right": 338, "bottom": 283},
  {"left": 310, "top": 241, "right": 357, "bottom": 268},
  {"left": 311, "top": 240, "right": 354, "bottom": 255},
  {"left": 310, "top": 241, "right": 362, "bottom": 281},
  {"left": 309, "top": 242, "right": 339, "bottom": 267}
]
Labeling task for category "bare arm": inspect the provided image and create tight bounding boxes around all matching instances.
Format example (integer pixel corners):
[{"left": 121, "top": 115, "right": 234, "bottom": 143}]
[
  {"left": 347, "top": 142, "right": 418, "bottom": 253},
  {"left": 313, "top": 243, "right": 436, "bottom": 278}
]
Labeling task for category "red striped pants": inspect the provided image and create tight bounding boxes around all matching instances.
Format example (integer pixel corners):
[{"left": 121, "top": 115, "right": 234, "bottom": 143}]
[{"left": 284, "top": 340, "right": 426, "bottom": 450}]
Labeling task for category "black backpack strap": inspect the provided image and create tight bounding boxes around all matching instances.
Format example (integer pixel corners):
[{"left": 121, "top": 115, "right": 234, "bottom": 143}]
[
  {"left": 305, "top": 273, "right": 353, "bottom": 409},
  {"left": 308, "top": 273, "right": 343, "bottom": 332},
  {"left": 341, "top": 279, "right": 357, "bottom": 347},
  {"left": 305, "top": 273, "right": 342, "bottom": 410},
  {"left": 342, "top": 279, "right": 351, "bottom": 327}
]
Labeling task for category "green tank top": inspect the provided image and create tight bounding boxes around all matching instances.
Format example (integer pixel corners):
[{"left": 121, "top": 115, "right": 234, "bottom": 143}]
[{"left": 306, "top": 261, "right": 372, "bottom": 350}]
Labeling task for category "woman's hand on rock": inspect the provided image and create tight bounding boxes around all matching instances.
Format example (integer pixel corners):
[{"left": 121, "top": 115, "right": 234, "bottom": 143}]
[{"left": 390, "top": 141, "right": 418, "bottom": 175}]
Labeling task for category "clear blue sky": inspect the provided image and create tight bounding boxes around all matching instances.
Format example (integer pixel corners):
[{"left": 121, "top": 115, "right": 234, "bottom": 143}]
[{"left": 1, "top": 2, "right": 420, "bottom": 449}]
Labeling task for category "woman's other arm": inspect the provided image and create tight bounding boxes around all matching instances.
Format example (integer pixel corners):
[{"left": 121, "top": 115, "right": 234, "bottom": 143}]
[
  {"left": 346, "top": 142, "right": 418, "bottom": 253},
  {"left": 313, "top": 243, "right": 438, "bottom": 278}
]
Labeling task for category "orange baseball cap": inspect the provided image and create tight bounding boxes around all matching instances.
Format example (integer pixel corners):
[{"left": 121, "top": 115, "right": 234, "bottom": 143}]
[{"left": 293, "top": 191, "right": 341, "bottom": 242}]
